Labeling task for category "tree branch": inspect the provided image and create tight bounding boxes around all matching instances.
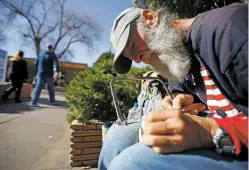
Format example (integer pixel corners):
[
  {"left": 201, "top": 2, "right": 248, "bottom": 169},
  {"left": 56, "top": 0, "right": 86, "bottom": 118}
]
[
  {"left": 38, "top": 0, "right": 56, "bottom": 34},
  {"left": 22, "top": 31, "right": 35, "bottom": 41},
  {"left": 30, "top": 14, "right": 41, "bottom": 26},
  {"left": 54, "top": 0, "right": 66, "bottom": 50},
  {"left": 40, "top": 23, "right": 58, "bottom": 39},
  {"left": 26, "top": 0, "right": 38, "bottom": 16},
  {"left": 1, "top": 0, "right": 100, "bottom": 58},
  {"left": 2, "top": 0, "right": 37, "bottom": 38},
  {"left": 58, "top": 36, "right": 75, "bottom": 57}
]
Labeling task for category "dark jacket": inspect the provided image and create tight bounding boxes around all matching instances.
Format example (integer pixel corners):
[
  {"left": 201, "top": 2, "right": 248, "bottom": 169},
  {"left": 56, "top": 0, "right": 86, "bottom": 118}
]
[
  {"left": 7, "top": 59, "right": 28, "bottom": 81},
  {"left": 169, "top": 3, "right": 248, "bottom": 155},
  {"left": 170, "top": 3, "right": 248, "bottom": 115},
  {"left": 36, "top": 51, "right": 59, "bottom": 77}
]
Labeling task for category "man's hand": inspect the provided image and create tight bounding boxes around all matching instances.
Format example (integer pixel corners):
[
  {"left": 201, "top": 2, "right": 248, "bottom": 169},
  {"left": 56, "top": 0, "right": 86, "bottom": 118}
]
[
  {"left": 53, "top": 72, "right": 58, "bottom": 80},
  {"left": 161, "top": 93, "right": 206, "bottom": 115},
  {"left": 141, "top": 109, "right": 219, "bottom": 153},
  {"left": 161, "top": 93, "right": 194, "bottom": 110}
]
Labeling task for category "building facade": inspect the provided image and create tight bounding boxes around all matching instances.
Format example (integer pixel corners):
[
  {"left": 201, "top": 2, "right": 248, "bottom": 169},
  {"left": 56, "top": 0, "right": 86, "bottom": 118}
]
[{"left": 6, "top": 56, "right": 88, "bottom": 84}]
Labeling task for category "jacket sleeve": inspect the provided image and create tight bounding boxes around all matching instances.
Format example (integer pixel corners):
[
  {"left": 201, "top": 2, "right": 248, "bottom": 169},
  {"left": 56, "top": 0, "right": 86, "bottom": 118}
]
[
  {"left": 224, "top": 41, "right": 248, "bottom": 112},
  {"left": 212, "top": 115, "right": 248, "bottom": 155},
  {"left": 212, "top": 41, "right": 248, "bottom": 155}
]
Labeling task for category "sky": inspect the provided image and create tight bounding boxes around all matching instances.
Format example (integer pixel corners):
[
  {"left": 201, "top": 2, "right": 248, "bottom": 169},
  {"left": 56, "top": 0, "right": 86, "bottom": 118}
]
[{"left": 3, "top": 0, "right": 135, "bottom": 67}]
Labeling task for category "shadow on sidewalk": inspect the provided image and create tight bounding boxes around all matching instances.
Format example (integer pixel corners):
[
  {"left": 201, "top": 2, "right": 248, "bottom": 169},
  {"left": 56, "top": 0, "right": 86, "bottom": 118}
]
[
  {"left": 38, "top": 97, "right": 68, "bottom": 108},
  {"left": 0, "top": 97, "right": 67, "bottom": 114},
  {"left": 0, "top": 100, "right": 36, "bottom": 114}
]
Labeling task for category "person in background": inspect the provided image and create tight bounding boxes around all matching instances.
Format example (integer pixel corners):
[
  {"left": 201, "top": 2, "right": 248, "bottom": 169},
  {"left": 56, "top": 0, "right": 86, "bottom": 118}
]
[
  {"left": 29, "top": 44, "right": 59, "bottom": 106},
  {"left": 98, "top": 3, "right": 248, "bottom": 170},
  {"left": 1, "top": 50, "right": 28, "bottom": 103}
]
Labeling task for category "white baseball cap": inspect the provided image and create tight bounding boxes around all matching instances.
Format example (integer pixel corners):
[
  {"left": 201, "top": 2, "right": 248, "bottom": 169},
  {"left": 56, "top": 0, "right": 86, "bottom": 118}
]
[{"left": 110, "top": 7, "right": 143, "bottom": 74}]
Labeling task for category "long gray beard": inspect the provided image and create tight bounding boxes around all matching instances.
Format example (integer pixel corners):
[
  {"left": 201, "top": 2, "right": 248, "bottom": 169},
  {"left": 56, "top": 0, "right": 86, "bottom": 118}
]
[{"left": 141, "top": 15, "right": 191, "bottom": 83}]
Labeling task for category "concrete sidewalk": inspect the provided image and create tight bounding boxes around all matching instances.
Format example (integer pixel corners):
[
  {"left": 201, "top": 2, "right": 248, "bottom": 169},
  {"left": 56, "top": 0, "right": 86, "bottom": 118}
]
[{"left": 0, "top": 90, "right": 97, "bottom": 170}]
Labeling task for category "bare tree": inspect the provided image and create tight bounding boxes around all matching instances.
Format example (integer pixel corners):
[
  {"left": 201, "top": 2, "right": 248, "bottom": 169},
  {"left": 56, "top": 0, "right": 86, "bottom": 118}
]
[
  {"left": 0, "top": 0, "right": 100, "bottom": 59},
  {"left": 0, "top": 1, "right": 8, "bottom": 46}
]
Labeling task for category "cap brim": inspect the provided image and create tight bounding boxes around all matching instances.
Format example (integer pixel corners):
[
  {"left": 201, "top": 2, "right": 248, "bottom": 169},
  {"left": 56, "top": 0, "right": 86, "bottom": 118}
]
[{"left": 113, "top": 25, "right": 132, "bottom": 74}]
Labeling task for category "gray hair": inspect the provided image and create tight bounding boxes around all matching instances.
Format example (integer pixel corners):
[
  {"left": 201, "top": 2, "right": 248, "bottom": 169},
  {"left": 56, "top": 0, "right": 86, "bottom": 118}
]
[
  {"left": 128, "top": 8, "right": 172, "bottom": 42},
  {"left": 129, "top": 8, "right": 192, "bottom": 82}
]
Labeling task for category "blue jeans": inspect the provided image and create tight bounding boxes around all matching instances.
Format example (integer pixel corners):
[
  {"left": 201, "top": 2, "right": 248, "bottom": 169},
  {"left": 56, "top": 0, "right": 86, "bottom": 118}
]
[
  {"left": 98, "top": 123, "right": 248, "bottom": 170},
  {"left": 30, "top": 76, "right": 55, "bottom": 104}
]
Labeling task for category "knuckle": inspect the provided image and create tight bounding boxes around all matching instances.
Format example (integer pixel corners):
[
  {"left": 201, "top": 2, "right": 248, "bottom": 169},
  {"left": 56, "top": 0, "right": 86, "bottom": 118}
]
[
  {"left": 163, "top": 96, "right": 170, "bottom": 101},
  {"left": 145, "top": 124, "right": 155, "bottom": 134},
  {"left": 161, "top": 98, "right": 171, "bottom": 109},
  {"left": 172, "top": 120, "right": 185, "bottom": 133},
  {"left": 161, "top": 103, "right": 167, "bottom": 109},
  {"left": 151, "top": 136, "right": 158, "bottom": 145},
  {"left": 174, "top": 135, "right": 184, "bottom": 145},
  {"left": 172, "top": 93, "right": 179, "bottom": 98},
  {"left": 172, "top": 101, "right": 181, "bottom": 109},
  {"left": 175, "top": 110, "right": 182, "bottom": 117},
  {"left": 161, "top": 99, "right": 166, "bottom": 104},
  {"left": 177, "top": 120, "right": 186, "bottom": 131},
  {"left": 154, "top": 147, "right": 163, "bottom": 153},
  {"left": 174, "top": 97, "right": 181, "bottom": 103},
  {"left": 178, "top": 120, "right": 185, "bottom": 128},
  {"left": 178, "top": 135, "right": 184, "bottom": 143},
  {"left": 146, "top": 113, "right": 154, "bottom": 122},
  {"left": 163, "top": 122, "right": 170, "bottom": 133},
  {"left": 186, "top": 94, "right": 194, "bottom": 99},
  {"left": 162, "top": 136, "right": 169, "bottom": 144},
  {"left": 177, "top": 94, "right": 185, "bottom": 98}
]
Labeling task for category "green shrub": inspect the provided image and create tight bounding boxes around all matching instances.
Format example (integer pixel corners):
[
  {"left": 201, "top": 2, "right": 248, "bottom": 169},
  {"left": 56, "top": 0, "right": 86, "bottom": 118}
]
[{"left": 66, "top": 52, "right": 151, "bottom": 123}]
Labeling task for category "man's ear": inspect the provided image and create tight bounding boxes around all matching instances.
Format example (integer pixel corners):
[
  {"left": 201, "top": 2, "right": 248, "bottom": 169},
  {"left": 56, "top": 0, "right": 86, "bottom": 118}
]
[{"left": 141, "top": 9, "right": 158, "bottom": 28}]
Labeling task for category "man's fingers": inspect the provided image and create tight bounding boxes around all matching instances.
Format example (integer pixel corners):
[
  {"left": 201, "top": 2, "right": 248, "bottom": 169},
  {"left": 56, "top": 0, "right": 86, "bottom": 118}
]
[
  {"left": 145, "top": 109, "right": 182, "bottom": 123},
  {"left": 172, "top": 94, "right": 194, "bottom": 109},
  {"left": 181, "top": 103, "right": 207, "bottom": 114},
  {"left": 168, "top": 93, "right": 181, "bottom": 98},
  {"left": 144, "top": 120, "right": 185, "bottom": 135},
  {"left": 161, "top": 93, "right": 182, "bottom": 109},
  {"left": 142, "top": 134, "right": 184, "bottom": 146},
  {"left": 161, "top": 95, "right": 173, "bottom": 109},
  {"left": 188, "top": 110, "right": 198, "bottom": 115}
]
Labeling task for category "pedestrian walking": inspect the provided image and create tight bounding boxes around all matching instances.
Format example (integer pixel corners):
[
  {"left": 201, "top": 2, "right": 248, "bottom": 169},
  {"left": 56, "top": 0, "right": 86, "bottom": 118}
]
[
  {"left": 1, "top": 50, "right": 28, "bottom": 103},
  {"left": 29, "top": 44, "right": 59, "bottom": 106}
]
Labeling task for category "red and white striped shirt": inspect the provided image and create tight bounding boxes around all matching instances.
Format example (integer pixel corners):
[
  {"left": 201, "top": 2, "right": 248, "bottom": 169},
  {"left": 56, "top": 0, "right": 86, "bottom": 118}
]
[
  {"left": 199, "top": 66, "right": 248, "bottom": 155},
  {"left": 199, "top": 66, "right": 243, "bottom": 118}
]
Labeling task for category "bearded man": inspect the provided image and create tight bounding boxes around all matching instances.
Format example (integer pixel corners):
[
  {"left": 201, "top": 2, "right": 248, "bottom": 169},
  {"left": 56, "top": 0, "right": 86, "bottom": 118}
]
[{"left": 98, "top": 3, "right": 248, "bottom": 170}]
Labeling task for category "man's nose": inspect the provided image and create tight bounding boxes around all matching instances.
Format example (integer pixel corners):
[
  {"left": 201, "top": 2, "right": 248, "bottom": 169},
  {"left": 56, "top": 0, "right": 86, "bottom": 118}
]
[{"left": 133, "top": 54, "right": 142, "bottom": 63}]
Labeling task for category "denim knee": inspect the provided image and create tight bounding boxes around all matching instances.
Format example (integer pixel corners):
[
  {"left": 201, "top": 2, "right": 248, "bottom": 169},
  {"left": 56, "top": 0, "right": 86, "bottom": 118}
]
[
  {"left": 108, "top": 143, "right": 248, "bottom": 170},
  {"left": 108, "top": 143, "right": 152, "bottom": 170},
  {"left": 98, "top": 123, "right": 140, "bottom": 170}
]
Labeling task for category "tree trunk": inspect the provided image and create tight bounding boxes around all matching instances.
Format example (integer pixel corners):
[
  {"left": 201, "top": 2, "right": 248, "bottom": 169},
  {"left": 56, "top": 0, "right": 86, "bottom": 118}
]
[{"left": 35, "top": 38, "right": 41, "bottom": 56}]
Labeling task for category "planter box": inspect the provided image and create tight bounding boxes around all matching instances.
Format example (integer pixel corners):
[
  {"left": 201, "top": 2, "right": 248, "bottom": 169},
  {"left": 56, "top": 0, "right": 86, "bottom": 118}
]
[{"left": 70, "top": 120, "right": 103, "bottom": 167}]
